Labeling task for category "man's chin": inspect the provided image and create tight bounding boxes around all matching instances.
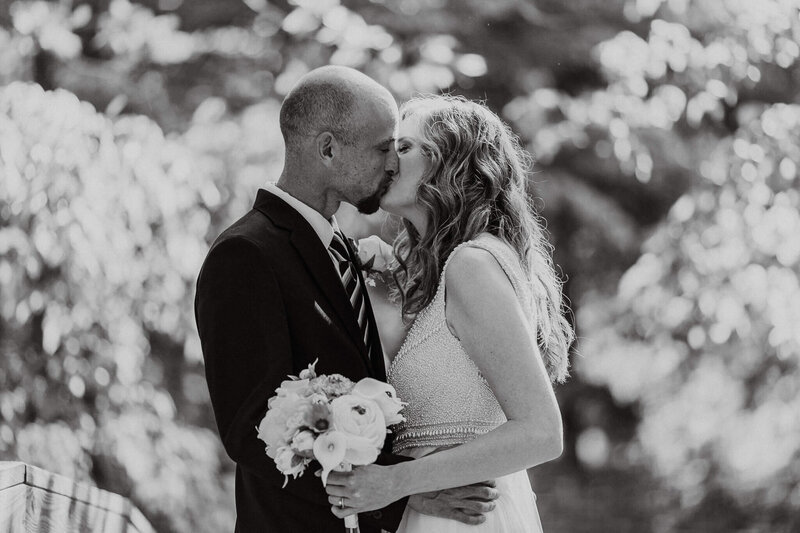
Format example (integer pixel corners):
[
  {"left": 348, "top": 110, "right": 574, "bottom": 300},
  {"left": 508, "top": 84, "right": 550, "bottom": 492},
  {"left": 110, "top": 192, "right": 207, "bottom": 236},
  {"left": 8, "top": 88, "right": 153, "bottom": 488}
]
[
  {"left": 355, "top": 194, "right": 382, "bottom": 215},
  {"left": 356, "top": 183, "right": 391, "bottom": 214}
]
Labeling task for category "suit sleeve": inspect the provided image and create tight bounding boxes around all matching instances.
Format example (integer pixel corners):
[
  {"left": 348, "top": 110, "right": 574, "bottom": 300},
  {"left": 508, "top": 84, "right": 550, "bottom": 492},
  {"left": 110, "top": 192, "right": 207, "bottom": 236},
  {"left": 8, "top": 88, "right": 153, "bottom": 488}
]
[{"left": 195, "top": 236, "right": 330, "bottom": 507}]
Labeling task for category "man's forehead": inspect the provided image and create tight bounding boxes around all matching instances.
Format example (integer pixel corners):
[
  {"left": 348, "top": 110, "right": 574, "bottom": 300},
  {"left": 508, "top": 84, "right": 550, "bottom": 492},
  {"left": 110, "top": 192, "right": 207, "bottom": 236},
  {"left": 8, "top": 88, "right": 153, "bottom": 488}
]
[
  {"left": 350, "top": 95, "right": 396, "bottom": 142},
  {"left": 363, "top": 113, "right": 396, "bottom": 141}
]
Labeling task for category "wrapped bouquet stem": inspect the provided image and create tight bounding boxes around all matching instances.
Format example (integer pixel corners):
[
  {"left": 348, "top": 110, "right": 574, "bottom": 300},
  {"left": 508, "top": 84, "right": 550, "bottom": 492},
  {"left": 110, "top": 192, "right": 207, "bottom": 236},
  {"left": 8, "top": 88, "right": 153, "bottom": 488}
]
[{"left": 334, "top": 463, "right": 358, "bottom": 532}]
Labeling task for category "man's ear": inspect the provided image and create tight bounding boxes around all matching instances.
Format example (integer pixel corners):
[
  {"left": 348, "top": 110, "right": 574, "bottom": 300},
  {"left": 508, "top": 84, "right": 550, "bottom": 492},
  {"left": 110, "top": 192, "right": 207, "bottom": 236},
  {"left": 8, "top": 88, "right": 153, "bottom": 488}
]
[{"left": 316, "top": 132, "right": 338, "bottom": 167}]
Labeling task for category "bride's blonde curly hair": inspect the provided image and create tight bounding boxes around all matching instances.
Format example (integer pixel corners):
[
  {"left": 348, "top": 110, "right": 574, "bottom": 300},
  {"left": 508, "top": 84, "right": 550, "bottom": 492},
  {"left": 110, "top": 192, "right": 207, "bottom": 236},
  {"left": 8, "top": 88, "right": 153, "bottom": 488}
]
[{"left": 391, "top": 95, "right": 573, "bottom": 383}]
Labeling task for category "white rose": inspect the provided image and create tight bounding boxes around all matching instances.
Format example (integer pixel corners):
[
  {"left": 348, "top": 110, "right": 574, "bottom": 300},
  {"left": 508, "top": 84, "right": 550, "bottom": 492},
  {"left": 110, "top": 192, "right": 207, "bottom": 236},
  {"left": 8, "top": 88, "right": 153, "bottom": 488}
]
[
  {"left": 274, "top": 446, "right": 306, "bottom": 487},
  {"left": 275, "top": 378, "right": 310, "bottom": 397},
  {"left": 308, "top": 392, "right": 328, "bottom": 405},
  {"left": 352, "top": 378, "right": 406, "bottom": 426},
  {"left": 284, "top": 401, "right": 313, "bottom": 430},
  {"left": 357, "top": 235, "right": 395, "bottom": 273},
  {"left": 330, "top": 394, "right": 387, "bottom": 466},
  {"left": 290, "top": 429, "right": 316, "bottom": 458},
  {"left": 258, "top": 394, "right": 310, "bottom": 458}
]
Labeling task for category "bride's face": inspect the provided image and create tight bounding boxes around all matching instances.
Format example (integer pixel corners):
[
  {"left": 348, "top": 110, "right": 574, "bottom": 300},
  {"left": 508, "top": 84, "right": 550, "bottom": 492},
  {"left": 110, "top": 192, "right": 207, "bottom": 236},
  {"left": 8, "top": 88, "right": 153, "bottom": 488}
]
[{"left": 380, "top": 115, "right": 430, "bottom": 219}]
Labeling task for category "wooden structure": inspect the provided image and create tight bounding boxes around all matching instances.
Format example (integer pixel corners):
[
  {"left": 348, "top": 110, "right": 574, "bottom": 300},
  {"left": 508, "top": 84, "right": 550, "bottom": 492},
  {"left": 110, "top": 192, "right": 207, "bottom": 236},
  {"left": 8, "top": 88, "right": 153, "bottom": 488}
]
[{"left": 0, "top": 462, "right": 155, "bottom": 533}]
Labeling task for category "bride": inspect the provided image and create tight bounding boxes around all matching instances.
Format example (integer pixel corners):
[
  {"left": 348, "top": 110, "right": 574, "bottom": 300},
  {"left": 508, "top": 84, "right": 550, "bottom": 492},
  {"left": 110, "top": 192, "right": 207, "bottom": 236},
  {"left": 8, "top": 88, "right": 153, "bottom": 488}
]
[{"left": 325, "top": 94, "right": 573, "bottom": 532}]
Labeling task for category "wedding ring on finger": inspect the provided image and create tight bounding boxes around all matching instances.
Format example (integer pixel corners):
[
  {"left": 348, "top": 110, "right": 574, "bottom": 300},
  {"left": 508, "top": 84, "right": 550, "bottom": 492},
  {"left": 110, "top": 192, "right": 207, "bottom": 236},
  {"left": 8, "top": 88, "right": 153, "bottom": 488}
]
[{"left": 338, "top": 497, "right": 345, "bottom": 509}]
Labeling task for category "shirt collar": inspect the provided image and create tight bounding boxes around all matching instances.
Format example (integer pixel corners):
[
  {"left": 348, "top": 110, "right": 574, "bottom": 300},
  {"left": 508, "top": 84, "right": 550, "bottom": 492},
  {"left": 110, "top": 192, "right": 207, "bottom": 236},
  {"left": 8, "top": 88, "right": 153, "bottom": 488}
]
[{"left": 265, "top": 183, "right": 335, "bottom": 249}]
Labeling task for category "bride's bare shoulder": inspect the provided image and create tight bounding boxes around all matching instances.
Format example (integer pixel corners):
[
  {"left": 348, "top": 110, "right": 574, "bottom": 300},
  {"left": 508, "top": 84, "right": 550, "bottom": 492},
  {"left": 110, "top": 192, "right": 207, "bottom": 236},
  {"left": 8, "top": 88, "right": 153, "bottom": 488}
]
[{"left": 444, "top": 244, "right": 516, "bottom": 306}]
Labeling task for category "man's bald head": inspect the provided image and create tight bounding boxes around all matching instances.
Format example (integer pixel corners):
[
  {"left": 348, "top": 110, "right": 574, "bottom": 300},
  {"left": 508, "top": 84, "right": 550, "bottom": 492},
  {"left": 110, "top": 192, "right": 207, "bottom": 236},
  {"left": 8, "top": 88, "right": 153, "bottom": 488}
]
[
  {"left": 279, "top": 66, "right": 396, "bottom": 151},
  {"left": 276, "top": 66, "right": 399, "bottom": 218}
]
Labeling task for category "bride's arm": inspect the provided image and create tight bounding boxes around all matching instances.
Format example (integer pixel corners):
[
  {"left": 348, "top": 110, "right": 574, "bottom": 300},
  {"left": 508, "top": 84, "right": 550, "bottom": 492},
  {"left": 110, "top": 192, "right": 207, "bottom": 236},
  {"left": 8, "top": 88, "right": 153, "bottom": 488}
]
[
  {"left": 326, "top": 246, "right": 563, "bottom": 515},
  {"left": 396, "top": 246, "right": 563, "bottom": 491}
]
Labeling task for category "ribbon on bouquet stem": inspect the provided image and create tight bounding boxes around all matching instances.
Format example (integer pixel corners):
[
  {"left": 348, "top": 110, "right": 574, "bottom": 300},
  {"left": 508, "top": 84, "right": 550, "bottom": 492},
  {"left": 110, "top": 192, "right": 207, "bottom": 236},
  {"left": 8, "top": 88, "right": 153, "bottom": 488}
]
[{"left": 335, "top": 463, "right": 359, "bottom": 533}]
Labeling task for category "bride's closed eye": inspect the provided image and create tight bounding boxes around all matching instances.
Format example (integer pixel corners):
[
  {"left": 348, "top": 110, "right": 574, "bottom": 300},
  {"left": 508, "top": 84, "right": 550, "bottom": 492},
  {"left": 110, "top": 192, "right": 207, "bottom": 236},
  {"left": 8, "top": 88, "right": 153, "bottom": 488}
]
[{"left": 396, "top": 142, "right": 411, "bottom": 154}]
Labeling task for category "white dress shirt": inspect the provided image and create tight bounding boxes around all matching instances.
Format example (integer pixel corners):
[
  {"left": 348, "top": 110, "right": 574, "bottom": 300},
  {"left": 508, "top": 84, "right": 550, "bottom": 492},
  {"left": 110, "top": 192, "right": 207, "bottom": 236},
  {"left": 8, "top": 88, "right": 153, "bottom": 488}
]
[{"left": 264, "top": 183, "right": 343, "bottom": 268}]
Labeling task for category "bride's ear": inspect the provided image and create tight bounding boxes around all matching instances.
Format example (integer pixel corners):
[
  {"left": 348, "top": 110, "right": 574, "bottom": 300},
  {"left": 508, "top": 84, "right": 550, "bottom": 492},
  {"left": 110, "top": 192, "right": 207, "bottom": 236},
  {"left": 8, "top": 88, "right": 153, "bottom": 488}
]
[{"left": 316, "top": 132, "right": 339, "bottom": 167}]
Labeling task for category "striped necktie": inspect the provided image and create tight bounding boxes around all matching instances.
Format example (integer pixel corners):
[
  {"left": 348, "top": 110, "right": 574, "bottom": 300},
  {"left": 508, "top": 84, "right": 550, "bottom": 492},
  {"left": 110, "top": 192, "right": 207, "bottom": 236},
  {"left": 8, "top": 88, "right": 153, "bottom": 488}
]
[{"left": 329, "top": 230, "right": 371, "bottom": 353}]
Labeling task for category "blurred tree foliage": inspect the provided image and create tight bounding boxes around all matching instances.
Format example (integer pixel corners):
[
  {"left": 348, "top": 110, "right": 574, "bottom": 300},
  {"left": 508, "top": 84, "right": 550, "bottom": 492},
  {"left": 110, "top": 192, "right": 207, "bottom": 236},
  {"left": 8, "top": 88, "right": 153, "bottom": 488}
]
[
  {"left": 1, "top": 0, "right": 799, "bottom": 532},
  {"left": 566, "top": 2, "right": 800, "bottom": 531}
]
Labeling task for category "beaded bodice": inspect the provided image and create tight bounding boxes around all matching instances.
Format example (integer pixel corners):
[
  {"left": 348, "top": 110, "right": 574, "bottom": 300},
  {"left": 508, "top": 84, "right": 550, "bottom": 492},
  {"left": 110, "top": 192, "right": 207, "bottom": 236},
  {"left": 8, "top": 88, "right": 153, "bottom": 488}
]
[{"left": 388, "top": 234, "right": 534, "bottom": 453}]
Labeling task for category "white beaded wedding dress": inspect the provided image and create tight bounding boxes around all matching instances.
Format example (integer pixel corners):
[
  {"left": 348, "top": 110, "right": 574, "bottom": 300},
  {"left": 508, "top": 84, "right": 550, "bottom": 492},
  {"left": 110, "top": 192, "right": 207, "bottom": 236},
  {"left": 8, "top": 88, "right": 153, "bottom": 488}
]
[{"left": 387, "top": 234, "right": 545, "bottom": 533}]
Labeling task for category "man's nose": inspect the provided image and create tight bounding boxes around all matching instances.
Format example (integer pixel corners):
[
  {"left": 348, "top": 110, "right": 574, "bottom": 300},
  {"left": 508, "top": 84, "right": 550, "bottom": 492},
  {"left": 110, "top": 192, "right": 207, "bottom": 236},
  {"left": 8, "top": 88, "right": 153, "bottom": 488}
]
[{"left": 385, "top": 148, "right": 398, "bottom": 175}]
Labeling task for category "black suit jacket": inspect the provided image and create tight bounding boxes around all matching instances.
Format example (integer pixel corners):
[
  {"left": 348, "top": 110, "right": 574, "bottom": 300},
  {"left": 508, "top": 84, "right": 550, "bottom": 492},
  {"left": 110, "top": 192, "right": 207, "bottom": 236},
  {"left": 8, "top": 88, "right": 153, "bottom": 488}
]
[{"left": 195, "top": 189, "right": 410, "bottom": 532}]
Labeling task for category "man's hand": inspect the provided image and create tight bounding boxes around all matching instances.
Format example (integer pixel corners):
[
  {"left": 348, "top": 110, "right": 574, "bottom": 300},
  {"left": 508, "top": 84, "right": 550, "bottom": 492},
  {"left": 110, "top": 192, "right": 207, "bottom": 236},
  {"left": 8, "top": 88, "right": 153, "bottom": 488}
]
[{"left": 407, "top": 480, "right": 499, "bottom": 525}]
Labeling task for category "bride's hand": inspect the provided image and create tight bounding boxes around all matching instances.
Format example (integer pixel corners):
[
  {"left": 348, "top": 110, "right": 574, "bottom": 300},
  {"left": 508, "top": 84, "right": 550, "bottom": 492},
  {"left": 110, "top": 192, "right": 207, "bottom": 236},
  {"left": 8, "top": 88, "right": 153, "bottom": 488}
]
[{"left": 325, "top": 464, "right": 402, "bottom": 518}]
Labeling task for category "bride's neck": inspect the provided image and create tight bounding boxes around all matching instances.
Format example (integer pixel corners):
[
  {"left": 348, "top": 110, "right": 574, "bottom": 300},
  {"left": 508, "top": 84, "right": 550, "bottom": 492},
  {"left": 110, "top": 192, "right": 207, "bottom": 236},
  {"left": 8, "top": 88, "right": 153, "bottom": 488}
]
[{"left": 404, "top": 212, "right": 428, "bottom": 240}]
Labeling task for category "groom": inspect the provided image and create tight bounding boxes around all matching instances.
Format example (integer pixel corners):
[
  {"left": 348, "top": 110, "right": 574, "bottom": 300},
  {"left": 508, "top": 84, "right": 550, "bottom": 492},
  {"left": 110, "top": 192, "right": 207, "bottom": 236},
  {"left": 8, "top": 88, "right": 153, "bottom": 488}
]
[{"left": 195, "top": 66, "right": 498, "bottom": 532}]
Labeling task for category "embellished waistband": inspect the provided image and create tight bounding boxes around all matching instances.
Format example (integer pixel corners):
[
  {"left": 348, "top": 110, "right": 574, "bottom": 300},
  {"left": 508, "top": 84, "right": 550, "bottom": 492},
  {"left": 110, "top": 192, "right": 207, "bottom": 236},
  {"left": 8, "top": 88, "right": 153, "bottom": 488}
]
[{"left": 392, "top": 422, "right": 500, "bottom": 453}]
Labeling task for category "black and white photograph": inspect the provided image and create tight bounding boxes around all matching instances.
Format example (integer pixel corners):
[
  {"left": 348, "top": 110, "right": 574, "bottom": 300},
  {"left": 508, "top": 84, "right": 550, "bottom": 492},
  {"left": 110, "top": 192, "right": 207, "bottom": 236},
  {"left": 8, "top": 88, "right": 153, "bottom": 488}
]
[{"left": 0, "top": 1, "right": 799, "bottom": 532}]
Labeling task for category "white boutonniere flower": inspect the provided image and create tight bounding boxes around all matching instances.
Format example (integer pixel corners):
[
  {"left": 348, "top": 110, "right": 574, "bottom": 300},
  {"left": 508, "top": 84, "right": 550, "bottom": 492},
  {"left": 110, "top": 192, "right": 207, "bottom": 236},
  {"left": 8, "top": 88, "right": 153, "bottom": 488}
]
[{"left": 356, "top": 235, "right": 396, "bottom": 286}]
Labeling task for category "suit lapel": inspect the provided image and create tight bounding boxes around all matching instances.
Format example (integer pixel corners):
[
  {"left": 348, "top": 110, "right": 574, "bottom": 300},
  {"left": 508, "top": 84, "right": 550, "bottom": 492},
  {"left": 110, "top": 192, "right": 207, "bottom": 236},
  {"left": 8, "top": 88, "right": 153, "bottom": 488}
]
[
  {"left": 253, "top": 189, "right": 371, "bottom": 369},
  {"left": 288, "top": 230, "right": 367, "bottom": 356}
]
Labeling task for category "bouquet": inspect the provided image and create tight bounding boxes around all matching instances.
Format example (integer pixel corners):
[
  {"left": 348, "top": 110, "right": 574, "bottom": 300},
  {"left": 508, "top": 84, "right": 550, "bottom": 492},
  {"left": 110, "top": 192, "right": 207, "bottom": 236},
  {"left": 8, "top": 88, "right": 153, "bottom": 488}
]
[{"left": 256, "top": 360, "right": 405, "bottom": 531}]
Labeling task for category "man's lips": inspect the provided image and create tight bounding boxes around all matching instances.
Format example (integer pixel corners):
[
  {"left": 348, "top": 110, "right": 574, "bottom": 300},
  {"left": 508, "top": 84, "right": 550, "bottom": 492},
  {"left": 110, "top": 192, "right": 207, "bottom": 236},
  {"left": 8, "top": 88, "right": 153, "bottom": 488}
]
[{"left": 380, "top": 176, "right": 395, "bottom": 193}]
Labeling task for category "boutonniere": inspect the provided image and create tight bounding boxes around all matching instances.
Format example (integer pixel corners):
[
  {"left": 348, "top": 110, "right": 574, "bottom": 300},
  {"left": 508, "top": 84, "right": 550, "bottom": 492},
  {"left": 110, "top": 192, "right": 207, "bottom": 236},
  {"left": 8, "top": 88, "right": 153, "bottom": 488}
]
[{"left": 354, "top": 236, "right": 396, "bottom": 286}]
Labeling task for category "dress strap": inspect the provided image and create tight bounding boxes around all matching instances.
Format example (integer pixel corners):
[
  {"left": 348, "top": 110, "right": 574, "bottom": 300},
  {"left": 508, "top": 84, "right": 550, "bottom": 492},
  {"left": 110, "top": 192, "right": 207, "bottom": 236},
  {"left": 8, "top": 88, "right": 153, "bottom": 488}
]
[
  {"left": 440, "top": 240, "right": 478, "bottom": 281},
  {"left": 440, "top": 235, "right": 530, "bottom": 307}
]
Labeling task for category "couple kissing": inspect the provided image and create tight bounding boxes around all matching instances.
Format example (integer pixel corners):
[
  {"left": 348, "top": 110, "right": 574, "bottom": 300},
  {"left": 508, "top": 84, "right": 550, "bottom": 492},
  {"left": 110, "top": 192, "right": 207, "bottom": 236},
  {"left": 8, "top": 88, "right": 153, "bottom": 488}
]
[{"left": 195, "top": 65, "right": 572, "bottom": 533}]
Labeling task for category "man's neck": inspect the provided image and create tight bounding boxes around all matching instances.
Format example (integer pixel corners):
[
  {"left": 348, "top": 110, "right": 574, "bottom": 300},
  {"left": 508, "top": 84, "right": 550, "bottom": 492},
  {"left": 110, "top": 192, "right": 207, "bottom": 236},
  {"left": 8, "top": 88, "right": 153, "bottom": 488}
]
[{"left": 276, "top": 173, "right": 340, "bottom": 220}]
